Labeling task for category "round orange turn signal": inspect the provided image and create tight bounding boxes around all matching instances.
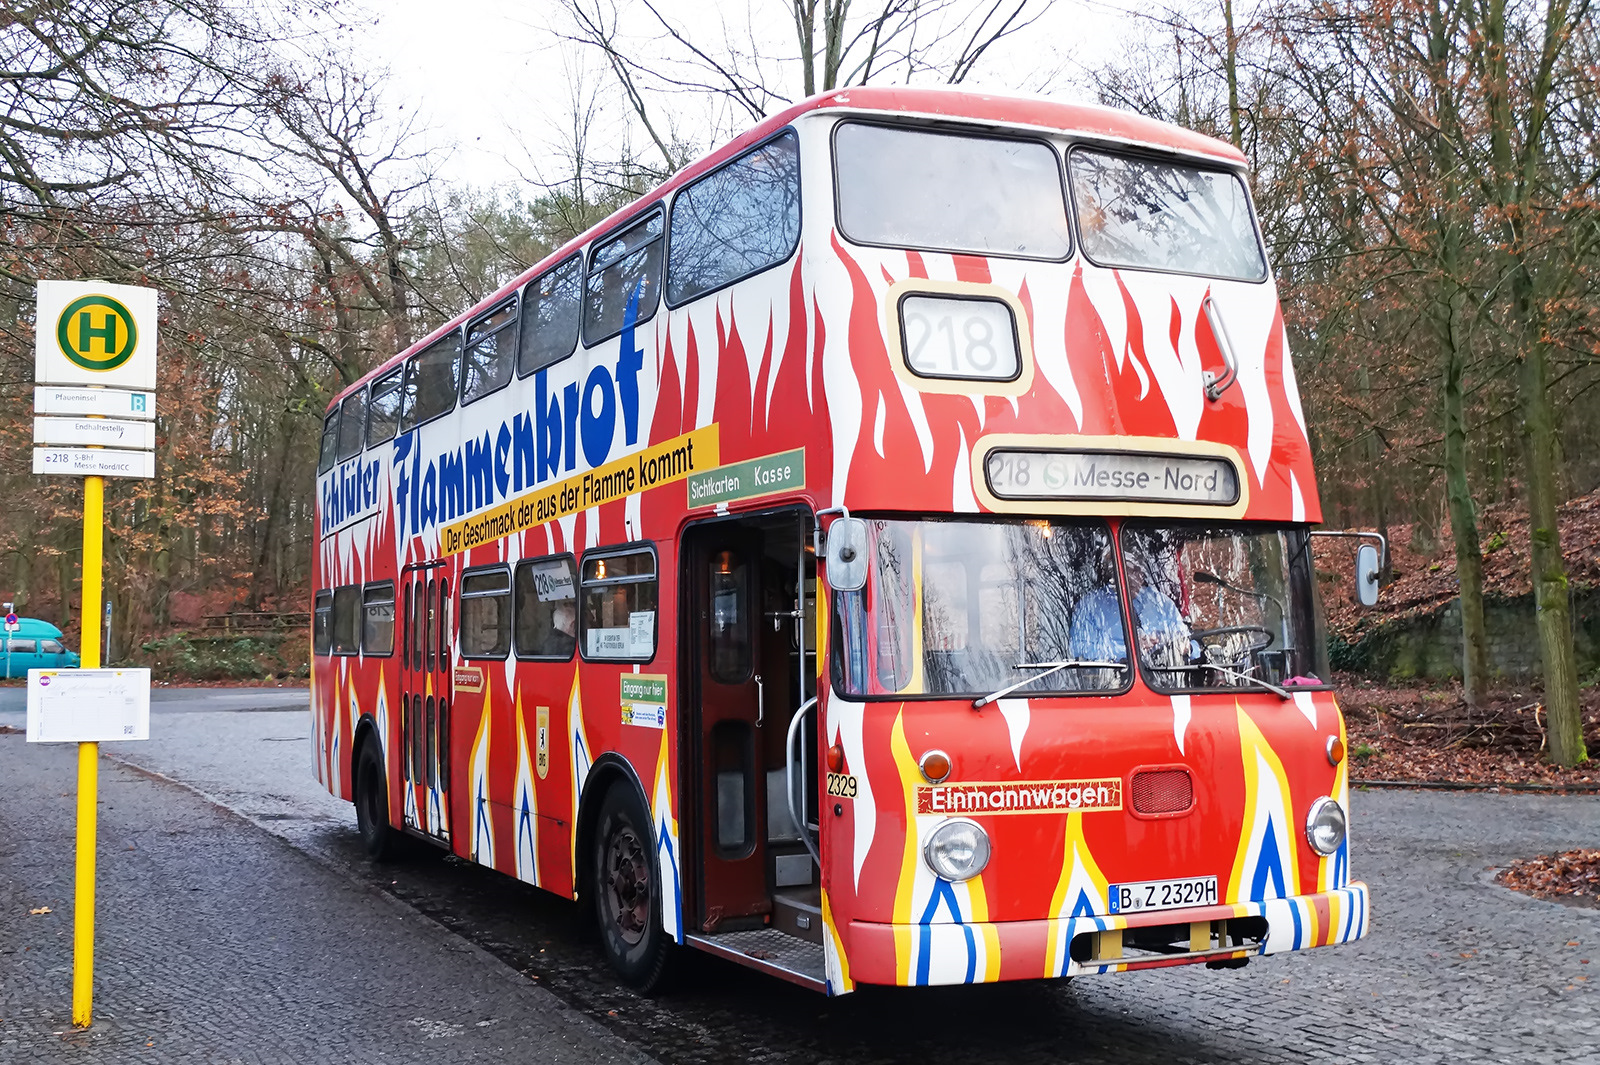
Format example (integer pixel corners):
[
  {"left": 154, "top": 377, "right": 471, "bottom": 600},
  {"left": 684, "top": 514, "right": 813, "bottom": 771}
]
[
  {"left": 1326, "top": 736, "right": 1346, "bottom": 766},
  {"left": 919, "top": 749, "right": 952, "bottom": 784},
  {"left": 827, "top": 743, "right": 845, "bottom": 773}
]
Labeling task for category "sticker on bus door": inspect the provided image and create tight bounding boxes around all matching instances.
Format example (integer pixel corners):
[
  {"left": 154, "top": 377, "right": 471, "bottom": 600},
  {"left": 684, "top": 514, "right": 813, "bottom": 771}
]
[{"left": 620, "top": 675, "right": 667, "bottom": 729}]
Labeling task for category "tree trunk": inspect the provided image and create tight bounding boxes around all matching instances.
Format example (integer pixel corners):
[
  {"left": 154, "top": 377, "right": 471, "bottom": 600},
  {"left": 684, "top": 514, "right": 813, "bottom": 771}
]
[
  {"left": 1479, "top": 0, "right": 1587, "bottom": 765},
  {"left": 1423, "top": 0, "right": 1490, "bottom": 709},
  {"left": 1519, "top": 322, "right": 1585, "bottom": 764},
  {"left": 1223, "top": 0, "right": 1243, "bottom": 150},
  {"left": 1441, "top": 331, "right": 1490, "bottom": 706}
]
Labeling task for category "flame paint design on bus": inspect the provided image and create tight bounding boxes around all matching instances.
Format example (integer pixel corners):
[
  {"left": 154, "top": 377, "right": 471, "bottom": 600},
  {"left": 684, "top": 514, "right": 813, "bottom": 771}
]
[{"left": 311, "top": 87, "right": 1368, "bottom": 995}]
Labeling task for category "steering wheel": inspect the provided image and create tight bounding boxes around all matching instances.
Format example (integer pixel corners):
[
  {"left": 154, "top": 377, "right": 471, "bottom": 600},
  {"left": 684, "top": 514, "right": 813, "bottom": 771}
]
[{"left": 1190, "top": 625, "right": 1275, "bottom": 657}]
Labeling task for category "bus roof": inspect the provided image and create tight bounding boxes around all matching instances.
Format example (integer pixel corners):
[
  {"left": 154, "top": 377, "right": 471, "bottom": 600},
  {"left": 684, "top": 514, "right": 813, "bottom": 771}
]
[{"left": 329, "top": 87, "right": 1249, "bottom": 412}]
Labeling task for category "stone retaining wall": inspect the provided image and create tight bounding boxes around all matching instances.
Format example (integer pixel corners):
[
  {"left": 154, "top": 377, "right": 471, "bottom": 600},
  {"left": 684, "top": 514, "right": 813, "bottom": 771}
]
[{"left": 1334, "top": 586, "right": 1600, "bottom": 680}]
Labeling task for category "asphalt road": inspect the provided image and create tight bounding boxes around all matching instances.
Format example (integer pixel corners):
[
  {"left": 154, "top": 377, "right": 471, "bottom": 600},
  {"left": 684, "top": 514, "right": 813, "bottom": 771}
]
[
  {"left": 7, "top": 688, "right": 1597, "bottom": 1063},
  {"left": 0, "top": 684, "right": 308, "bottom": 717}
]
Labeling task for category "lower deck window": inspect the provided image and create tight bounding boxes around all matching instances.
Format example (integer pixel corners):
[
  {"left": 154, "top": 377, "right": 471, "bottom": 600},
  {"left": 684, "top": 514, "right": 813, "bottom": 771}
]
[
  {"left": 516, "top": 555, "right": 577, "bottom": 659},
  {"left": 460, "top": 568, "right": 511, "bottom": 658},
  {"left": 313, "top": 590, "right": 332, "bottom": 655},
  {"left": 362, "top": 583, "right": 395, "bottom": 655},
  {"left": 331, "top": 586, "right": 361, "bottom": 655},
  {"left": 580, "top": 547, "right": 657, "bottom": 660}
]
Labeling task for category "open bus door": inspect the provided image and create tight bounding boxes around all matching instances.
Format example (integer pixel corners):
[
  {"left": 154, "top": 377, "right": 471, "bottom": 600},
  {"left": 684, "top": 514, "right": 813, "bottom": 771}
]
[
  {"left": 681, "top": 509, "right": 823, "bottom": 986},
  {"left": 400, "top": 562, "right": 452, "bottom": 845}
]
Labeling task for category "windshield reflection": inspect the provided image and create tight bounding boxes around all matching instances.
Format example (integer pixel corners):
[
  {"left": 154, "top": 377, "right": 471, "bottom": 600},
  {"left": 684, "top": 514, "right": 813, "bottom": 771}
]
[{"left": 1120, "top": 524, "right": 1328, "bottom": 691}]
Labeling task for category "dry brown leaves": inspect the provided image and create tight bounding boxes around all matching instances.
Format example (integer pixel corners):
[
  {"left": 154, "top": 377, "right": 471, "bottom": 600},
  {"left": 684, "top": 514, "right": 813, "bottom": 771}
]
[
  {"left": 1499, "top": 850, "right": 1600, "bottom": 903},
  {"left": 1338, "top": 674, "right": 1600, "bottom": 788}
]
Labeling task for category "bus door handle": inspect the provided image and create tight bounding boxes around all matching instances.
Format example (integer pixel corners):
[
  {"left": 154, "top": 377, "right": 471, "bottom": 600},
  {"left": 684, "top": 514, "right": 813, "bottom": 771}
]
[
  {"left": 754, "top": 674, "right": 764, "bottom": 727},
  {"left": 786, "top": 697, "right": 820, "bottom": 866},
  {"left": 1201, "top": 295, "right": 1240, "bottom": 401}
]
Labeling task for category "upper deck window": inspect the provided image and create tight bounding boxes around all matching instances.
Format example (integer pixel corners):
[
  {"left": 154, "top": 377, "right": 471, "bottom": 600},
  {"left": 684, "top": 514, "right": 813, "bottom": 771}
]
[
  {"left": 400, "top": 330, "right": 463, "bottom": 431},
  {"left": 317, "top": 412, "right": 338, "bottom": 475},
  {"left": 461, "top": 299, "right": 518, "bottom": 405},
  {"left": 667, "top": 131, "right": 801, "bottom": 306},
  {"left": 585, "top": 211, "right": 663, "bottom": 345},
  {"left": 335, "top": 387, "right": 366, "bottom": 461},
  {"left": 366, "top": 366, "right": 404, "bottom": 446},
  {"left": 834, "top": 123, "right": 1071, "bottom": 260},
  {"left": 1069, "top": 149, "right": 1266, "bottom": 281},
  {"left": 519, "top": 257, "right": 582, "bottom": 377}
]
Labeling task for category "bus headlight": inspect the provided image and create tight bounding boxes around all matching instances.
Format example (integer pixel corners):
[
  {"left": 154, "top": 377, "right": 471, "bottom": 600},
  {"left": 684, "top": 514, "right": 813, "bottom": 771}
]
[
  {"left": 923, "top": 818, "right": 991, "bottom": 882},
  {"left": 1305, "top": 797, "right": 1346, "bottom": 856}
]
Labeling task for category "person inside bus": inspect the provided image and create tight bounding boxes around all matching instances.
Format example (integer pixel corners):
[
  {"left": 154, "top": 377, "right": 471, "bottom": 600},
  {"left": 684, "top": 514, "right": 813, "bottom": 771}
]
[
  {"left": 1069, "top": 584, "right": 1126, "bottom": 663},
  {"left": 547, "top": 601, "right": 577, "bottom": 656},
  {"left": 520, "top": 598, "right": 577, "bottom": 658},
  {"left": 1070, "top": 581, "right": 1196, "bottom": 682},
  {"left": 1132, "top": 583, "right": 1198, "bottom": 683}
]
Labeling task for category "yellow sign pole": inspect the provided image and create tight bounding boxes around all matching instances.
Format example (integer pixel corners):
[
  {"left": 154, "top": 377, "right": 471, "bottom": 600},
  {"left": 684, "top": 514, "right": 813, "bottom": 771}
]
[{"left": 72, "top": 473, "right": 104, "bottom": 1028}]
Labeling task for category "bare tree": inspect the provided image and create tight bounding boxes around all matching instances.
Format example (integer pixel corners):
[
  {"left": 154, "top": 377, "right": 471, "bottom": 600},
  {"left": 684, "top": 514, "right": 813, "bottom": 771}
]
[{"left": 551, "top": 0, "right": 1050, "bottom": 176}]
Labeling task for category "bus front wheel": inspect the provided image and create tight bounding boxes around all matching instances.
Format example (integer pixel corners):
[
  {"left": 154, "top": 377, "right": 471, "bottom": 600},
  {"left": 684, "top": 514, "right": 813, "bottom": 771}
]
[
  {"left": 355, "top": 739, "right": 403, "bottom": 862},
  {"left": 592, "top": 785, "right": 672, "bottom": 991}
]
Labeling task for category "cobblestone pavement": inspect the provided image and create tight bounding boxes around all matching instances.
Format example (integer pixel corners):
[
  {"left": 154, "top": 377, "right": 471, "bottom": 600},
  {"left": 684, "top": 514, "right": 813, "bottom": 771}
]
[
  {"left": 0, "top": 735, "right": 653, "bottom": 1065},
  {"left": 5, "top": 700, "right": 1598, "bottom": 1064}
]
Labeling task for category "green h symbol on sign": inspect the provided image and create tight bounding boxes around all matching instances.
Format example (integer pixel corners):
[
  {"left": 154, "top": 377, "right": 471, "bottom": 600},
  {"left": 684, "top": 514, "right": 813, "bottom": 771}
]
[
  {"left": 78, "top": 310, "right": 119, "bottom": 354},
  {"left": 56, "top": 294, "right": 137, "bottom": 372}
]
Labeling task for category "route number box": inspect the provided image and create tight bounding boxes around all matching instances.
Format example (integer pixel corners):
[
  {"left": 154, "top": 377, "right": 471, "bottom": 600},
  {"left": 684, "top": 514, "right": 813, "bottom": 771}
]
[{"left": 26, "top": 668, "right": 151, "bottom": 743}]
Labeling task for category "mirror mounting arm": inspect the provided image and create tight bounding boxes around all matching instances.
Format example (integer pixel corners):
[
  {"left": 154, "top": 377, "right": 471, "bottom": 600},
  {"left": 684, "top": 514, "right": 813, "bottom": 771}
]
[
  {"left": 1310, "top": 530, "right": 1390, "bottom": 608},
  {"left": 814, "top": 505, "right": 851, "bottom": 561}
]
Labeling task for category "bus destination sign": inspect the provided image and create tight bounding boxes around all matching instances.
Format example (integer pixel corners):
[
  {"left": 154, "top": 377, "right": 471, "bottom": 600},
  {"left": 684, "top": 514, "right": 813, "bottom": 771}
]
[{"left": 985, "top": 448, "right": 1240, "bottom": 506}]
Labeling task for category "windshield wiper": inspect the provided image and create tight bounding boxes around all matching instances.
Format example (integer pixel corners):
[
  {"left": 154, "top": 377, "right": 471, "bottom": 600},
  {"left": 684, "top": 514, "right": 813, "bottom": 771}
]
[
  {"left": 973, "top": 660, "right": 1129, "bottom": 709},
  {"left": 1200, "top": 662, "right": 1291, "bottom": 700}
]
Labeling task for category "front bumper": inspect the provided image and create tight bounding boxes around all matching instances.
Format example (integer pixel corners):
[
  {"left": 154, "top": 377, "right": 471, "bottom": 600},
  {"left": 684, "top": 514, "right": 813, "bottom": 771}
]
[{"left": 843, "top": 882, "right": 1370, "bottom": 987}]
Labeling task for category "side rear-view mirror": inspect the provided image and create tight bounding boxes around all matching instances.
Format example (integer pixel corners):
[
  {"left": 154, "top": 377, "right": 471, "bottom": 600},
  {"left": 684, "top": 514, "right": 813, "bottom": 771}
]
[
  {"left": 1355, "top": 543, "right": 1380, "bottom": 608},
  {"left": 825, "top": 518, "right": 869, "bottom": 592}
]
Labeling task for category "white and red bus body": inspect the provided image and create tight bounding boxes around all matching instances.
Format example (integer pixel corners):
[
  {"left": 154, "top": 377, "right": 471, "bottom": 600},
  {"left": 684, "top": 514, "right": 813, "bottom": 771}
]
[{"left": 311, "top": 88, "right": 1368, "bottom": 994}]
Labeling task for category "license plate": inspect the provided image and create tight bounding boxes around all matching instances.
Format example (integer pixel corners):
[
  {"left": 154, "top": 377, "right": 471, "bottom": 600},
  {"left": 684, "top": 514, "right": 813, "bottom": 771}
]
[{"left": 1108, "top": 876, "right": 1218, "bottom": 914}]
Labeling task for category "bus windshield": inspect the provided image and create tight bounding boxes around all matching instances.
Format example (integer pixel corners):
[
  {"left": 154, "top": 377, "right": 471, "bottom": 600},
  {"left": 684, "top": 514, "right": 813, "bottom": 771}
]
[
  {"left": 1120, "top": 523, "right": 1328, "bottom": 692},
  {"left": 834, "top": 518, "right": 1128, "bottom": 698}
]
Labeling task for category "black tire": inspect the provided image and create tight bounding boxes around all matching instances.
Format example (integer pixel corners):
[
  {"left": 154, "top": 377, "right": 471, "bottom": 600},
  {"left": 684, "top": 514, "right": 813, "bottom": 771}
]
[
  {"left": 592, "top": 784, "right": 673, "bottom": 991},
  {"left": 355, "top": 738, "right": 404, "bottom": 862}
]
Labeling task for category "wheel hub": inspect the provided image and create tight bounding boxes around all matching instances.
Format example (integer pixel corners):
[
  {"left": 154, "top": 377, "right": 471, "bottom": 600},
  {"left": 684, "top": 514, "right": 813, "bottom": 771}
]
[{"left": 604, "top": 825, "right": 650, "bottom": 945}]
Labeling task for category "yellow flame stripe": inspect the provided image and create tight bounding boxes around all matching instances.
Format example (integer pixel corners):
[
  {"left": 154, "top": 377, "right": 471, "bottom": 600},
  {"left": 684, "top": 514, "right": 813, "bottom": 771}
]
[
  {"left": 888, "top": 708, "right": 922, "bottom": 982},
  {"left": 821, "top": 888, "right": 854, "bottom": 992},
  {"left": 469, "top": 694, "right": 494, "bottom": 859},
  {"left": 963, "top": 876, "right": 1004, "bottom": 981},
  {"left": 653, "top": 726, "right": 678, "bottom": 843},
  {"left": 1043, "top": 811, "right": 1111, "bottom": 976},
  {"left": 567, "top": 671, "right": 588, "bottom": 886},
  {"left": 1227, "top": 702, "right": 1298, "bottom": 904}
]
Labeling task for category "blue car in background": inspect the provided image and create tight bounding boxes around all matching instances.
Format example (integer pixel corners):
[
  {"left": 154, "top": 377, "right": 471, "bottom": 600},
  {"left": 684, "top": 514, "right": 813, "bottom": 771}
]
[{"left": 2, "top": 618, "right": 81, "bottom": 678}]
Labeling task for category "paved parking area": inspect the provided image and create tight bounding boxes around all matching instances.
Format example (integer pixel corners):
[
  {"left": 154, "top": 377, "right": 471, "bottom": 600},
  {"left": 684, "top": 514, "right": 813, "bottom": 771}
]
[
  {"left": 0, "top": 736, "right": 651, "bottom": 1065},
  {"left": 3, "top": 696, "right": 1597, "bottom": 1064}
]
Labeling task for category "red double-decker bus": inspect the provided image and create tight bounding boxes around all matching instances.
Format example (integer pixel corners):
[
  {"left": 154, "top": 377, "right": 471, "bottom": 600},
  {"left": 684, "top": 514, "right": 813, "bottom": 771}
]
[{"left": 311, "top": 87, "right": 1368, "bottom": 994}]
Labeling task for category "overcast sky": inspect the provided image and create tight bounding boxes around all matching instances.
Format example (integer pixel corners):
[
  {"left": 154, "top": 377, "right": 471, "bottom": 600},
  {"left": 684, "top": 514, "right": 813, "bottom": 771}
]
[{"left": 346, "top": 0, "right": 1154, "bottom": 190}]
